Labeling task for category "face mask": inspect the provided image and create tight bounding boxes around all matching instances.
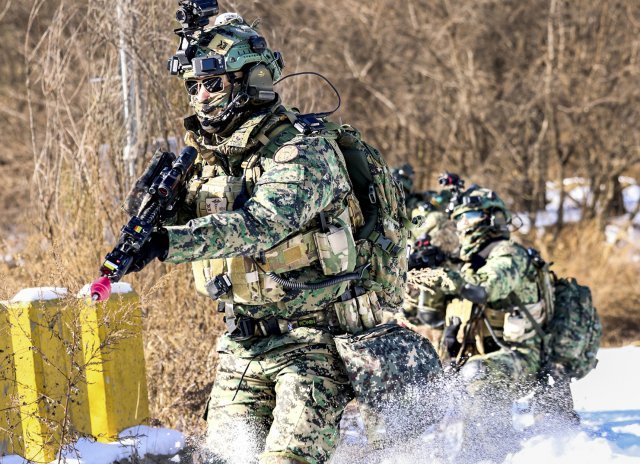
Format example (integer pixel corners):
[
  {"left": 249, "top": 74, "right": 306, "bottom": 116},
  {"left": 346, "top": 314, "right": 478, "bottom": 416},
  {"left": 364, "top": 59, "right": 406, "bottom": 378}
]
[{"left": 190, "top": 83, "right": 234, "bottom": 120}]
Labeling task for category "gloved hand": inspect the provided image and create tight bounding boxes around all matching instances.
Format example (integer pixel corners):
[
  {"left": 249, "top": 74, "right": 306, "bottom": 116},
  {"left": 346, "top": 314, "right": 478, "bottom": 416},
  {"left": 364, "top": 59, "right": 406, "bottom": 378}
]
[
  {"left": 460, "top": 283, "right": 488, "bottom": 305},
  {"left": 126, "top": 229, "right": 169, "bottom": 274},
  {"left": 380, "top": 310, "right": 418, "bottom": 332},
  {"left": 417, "top": 307, "right": 445, "bottom": 329},
  {"left": 409, "top": 268, "right": 460, "bottom": 295},
  {"left": 443, "top": 316, "right": 462, "bottom": 358}
]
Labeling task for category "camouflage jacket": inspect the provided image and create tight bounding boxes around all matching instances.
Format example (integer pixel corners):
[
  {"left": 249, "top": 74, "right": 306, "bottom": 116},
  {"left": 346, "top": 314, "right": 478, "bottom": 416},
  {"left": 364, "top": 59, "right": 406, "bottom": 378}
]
[
  {"left": 434, "top": 239, "right": 545, "bottom": 350},
  {"left": 459, "top": 240, "right": 539, "bottom": 308},
  {"left": 164, "top": 107, "right": 355, "bottom": 354}
]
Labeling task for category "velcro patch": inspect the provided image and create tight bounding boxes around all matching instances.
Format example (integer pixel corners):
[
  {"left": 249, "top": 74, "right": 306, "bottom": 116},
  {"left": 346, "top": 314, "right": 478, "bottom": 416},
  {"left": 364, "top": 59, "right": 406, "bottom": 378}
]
[
  {"left": 274, "top": 145, "right": 300, "bottom": 163},
  {"left": 210, "top": 34, "right": 235, "bottom": 55},
  {"left": 205, "top": 197, "right": 228, "bottom": 214}
]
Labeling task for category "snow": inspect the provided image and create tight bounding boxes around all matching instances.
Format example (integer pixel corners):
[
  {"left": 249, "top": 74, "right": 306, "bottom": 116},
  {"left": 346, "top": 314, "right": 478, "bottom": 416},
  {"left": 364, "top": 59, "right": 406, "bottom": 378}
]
[
  {"left": 76, "top": 282, "right": 134, "bottom": 298},
  {"left": 515, "top": 177, "right": 640, "bottom": 240},
  {"left": 10, "top": 287, "right": 68, "bottom": 303},
  {"left": 2, "top": 347, "right": 640, "bottom": 463},
  {"left": 505, "top": 346, "right": 640, "bottom": 464},
  {"left": 1, "top": 426, "right": 184, "bottom": 464},
  {"left": 331, "top": 346, "right": 640, "bottom": 464}
]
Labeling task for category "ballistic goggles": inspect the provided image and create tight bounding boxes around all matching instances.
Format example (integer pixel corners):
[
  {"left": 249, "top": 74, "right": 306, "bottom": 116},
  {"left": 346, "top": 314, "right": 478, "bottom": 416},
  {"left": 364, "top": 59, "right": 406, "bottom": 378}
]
[{"left": 454, "top": 210, "right": 486, "bottom": 230}]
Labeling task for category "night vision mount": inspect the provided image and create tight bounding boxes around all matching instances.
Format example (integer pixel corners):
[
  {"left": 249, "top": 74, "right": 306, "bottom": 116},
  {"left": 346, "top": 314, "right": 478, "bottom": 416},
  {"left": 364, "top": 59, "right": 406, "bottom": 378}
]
[
  {"left": 176, "top": 0, "right": 218, "bottom": 32},
  {"left": 168, "top": 0, "right": 219, "bottom": 75}
]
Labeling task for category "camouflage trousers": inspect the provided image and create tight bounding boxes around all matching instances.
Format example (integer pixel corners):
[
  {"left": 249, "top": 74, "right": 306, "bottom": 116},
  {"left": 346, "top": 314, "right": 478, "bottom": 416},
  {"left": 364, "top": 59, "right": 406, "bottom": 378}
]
[
  {"left": 461, "top": 340, "right": 542, "bottom": 396},
  {"left": 205, "top": 342, "right": 354, "bottom": 464},
  {"left": 452, "top": 342, "right": 543, "bottom": 462}
]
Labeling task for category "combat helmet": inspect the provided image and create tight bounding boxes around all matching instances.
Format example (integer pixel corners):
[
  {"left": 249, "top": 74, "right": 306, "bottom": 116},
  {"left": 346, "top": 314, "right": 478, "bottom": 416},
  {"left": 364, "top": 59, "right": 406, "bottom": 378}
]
[
  {"left": 168, "top": 5, "right": 285, "bottom": 135},
  {"left": 450, "top": 188, "right": 511, "bottom": 260},
  {"left": 391, "top": 163, "right": 415, "bottom": 195}
]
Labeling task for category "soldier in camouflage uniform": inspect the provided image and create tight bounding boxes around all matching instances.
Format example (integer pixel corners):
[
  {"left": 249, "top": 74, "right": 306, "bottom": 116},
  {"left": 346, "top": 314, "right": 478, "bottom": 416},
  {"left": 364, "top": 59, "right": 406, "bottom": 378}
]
[
  {"left": 390, "top": 163, "right": 424, "bottom": 211},
  {"left": 127, "top": 12, "right": 433, "bottom": 464},
  {"left": 413, "top": 188, "right": 547, "bottom": 459},
  {"left": 408, "top": 171, "right": 466, "bottom": 257},
  {"left": 402, "top": 172, "right": 465, "bottom": 350}
]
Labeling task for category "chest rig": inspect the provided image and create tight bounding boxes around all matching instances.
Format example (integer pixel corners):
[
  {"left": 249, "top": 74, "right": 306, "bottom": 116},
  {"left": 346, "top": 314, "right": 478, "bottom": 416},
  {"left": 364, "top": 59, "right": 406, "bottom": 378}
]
[
  {"left": 444, "top": 241, "right": 547, "bottom": 356},
  {"left": 186, "top": 110, "right": 359, "bottom": 315}
]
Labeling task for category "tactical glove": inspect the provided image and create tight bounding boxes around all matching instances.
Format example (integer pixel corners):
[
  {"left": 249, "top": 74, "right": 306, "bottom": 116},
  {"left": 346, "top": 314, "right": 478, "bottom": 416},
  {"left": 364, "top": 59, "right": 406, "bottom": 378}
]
[
  {"left": 443, "top": 316, "right": 462, "bottom": 358},
  {"left": 126, "top": 229, "right": 169, "bottom": 274},
  {"left": 460, "top": 283, "right": 488, "bottom": 305}
]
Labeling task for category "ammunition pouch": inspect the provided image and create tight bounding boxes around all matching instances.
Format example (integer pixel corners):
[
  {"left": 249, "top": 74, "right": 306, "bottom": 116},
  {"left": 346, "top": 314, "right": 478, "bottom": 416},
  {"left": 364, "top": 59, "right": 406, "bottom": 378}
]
[{"left": 332, "top": 288, "right": 383, "bottom": 334}]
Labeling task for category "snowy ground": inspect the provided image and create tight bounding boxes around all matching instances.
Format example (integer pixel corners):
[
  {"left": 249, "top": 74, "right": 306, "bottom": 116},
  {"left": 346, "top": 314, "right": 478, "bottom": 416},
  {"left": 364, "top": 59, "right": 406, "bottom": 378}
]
[
  {"left": 2, "top": 346, "right": 640, "bottom": 463},
  {"left": 332, "top": 346, "right": 640, "bottom": 464},
  {"left": 1, "top": 427, "right": 184, "bottom": 464}
]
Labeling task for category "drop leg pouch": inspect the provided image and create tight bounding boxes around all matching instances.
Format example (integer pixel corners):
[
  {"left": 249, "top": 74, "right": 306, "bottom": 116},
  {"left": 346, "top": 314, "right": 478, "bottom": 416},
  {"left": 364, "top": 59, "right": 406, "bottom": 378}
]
[{"left": 334, "top": 323, "right": 444, "bottom": 445}]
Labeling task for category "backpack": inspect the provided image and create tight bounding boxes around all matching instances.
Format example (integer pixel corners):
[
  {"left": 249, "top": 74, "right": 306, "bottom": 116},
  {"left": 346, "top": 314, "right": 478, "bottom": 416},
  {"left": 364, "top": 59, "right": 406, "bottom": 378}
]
[
  {"left": 332, "top": 124, "right": 409, "bottom": 308},
  {"left": 526, "top": 248, "right": 602, "bottom": 380},
  {"left": 545, "top": 276, "right": 602, "bottom": 380}
]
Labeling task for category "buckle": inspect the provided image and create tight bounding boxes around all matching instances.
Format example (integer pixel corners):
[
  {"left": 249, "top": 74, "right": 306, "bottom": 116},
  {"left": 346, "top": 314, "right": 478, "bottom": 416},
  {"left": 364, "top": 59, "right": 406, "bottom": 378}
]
[
  {"left": 233, "top": 317, "right": 256, "bottom": 339},
  {"left": 258, "top": 317, "right": 282, "bottom": 336},
  {"left": 205, "top": 274, "right": 232, "bottom": 300},
  {"left": 371, "top": 232, "right": 401, "bottom": 255},
  {"left": 368, "top": 184, "right": 377, "bottom": 204}
]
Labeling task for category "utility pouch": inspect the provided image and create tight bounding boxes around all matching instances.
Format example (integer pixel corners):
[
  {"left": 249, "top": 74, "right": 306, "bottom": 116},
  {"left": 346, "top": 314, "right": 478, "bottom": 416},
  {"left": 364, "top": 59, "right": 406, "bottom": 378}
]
[
  {"left": 334, "top": 288, "right": 382, "bottom": 334},
  {"left": 334, "top": 297, "right": 363, "bottom": 334},
  {"left": 357, "top": 291, "right": 382, "bottom": 329},
  {"left": 503, "top": 300, "right": 545, "bottom": 343},
  {"left": 334, "top": 323, "right": 443, "bottom": 447},
  {"left": 313, "top": 218, "right": 356, "bottom": 276}
]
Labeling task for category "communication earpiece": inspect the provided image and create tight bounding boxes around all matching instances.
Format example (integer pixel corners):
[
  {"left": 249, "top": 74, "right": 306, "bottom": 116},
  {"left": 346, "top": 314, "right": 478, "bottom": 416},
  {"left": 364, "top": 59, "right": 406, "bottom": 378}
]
[{"left": 245, "top": 64, "right": 276, "bottom": 102}]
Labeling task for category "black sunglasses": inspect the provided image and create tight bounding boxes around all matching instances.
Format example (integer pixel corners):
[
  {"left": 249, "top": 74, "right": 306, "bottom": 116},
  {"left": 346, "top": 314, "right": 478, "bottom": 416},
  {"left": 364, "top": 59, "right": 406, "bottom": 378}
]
[{"left": 184, "top": 76, "right": 225, "bottom": 96}]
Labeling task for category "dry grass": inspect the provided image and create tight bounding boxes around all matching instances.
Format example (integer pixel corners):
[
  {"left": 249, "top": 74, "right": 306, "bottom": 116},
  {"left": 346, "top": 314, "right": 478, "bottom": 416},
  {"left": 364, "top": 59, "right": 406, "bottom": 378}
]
[{"left": 1, "top": 0, "right": 639, "bottom": 439}]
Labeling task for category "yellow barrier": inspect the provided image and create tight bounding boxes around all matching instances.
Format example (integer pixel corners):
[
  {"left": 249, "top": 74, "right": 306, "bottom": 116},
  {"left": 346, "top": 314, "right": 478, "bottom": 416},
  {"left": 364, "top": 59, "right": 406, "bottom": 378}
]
[
  {"left": 77, "top": 282, "right": 149, "bottom": 442},
  {"left": 0, "top": 300, "right": 20, "bottom": 456},
  {"left": 0, "top": 284, "right": 149, "bottom": 461},
  {"left": 5, "top": 288, "right": 78, "bottom": 461}
]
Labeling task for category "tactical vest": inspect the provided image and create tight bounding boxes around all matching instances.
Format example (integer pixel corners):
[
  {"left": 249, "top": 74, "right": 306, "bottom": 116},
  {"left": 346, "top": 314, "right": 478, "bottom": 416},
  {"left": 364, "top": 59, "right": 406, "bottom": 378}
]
[
  {"left": 444, "top": 241, "right": 548, "bottom": 353},
  {"left": 186, "top": 112, "right": 359, "bottom": 311}
]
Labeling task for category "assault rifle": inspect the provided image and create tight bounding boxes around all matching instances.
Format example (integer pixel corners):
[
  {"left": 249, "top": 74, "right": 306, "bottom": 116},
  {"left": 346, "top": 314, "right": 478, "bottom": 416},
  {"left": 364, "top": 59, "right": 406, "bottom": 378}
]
[
  {"left": 408, "top": 237, "right": 447, "bottom": 271},
  {"left": 90, "top": 147, "right": 198, "bottom": 301}
]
